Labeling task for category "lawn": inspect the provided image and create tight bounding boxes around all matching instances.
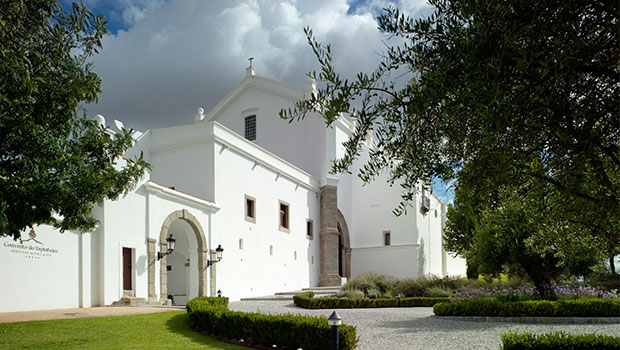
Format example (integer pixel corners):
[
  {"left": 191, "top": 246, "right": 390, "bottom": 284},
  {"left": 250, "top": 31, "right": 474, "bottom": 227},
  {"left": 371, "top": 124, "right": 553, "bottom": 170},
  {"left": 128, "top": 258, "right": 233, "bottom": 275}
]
[{"left": 0, "top": 311, "right": 247, "bottom": 349}]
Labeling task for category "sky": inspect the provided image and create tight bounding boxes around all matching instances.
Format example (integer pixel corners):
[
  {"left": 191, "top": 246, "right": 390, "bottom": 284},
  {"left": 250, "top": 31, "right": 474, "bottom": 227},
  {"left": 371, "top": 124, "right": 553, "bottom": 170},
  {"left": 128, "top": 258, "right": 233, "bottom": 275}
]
[{"left": 59, "top": 0, "right": 453, "bottom": 202}]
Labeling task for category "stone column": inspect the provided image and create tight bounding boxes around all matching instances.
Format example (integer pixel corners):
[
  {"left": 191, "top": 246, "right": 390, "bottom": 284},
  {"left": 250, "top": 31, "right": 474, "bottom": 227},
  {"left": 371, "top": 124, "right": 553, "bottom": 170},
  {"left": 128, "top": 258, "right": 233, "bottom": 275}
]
[
  {"left": 319, "top": 184, "right": 341, "bottom": 286},
  {"left": 209, "top": 249, "right": 217, "bottom": 296},
  {"left": 198, "top": 247, "right": 208, "bottom": 296},
  {"left": 147, "top": 238, "right": 157, "bottom": 303},
  {"left": 159, "top": 242, "right": 170, "bottom": 304}
]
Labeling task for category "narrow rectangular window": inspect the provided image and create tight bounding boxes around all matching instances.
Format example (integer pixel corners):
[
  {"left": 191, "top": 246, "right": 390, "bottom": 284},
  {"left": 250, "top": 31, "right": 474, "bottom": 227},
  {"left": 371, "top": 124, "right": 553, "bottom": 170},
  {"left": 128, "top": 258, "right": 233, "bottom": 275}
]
[
  {"left": 279, "top": 200, "right": 289, "bottom": 232},
  {"left": 245, "top": 115, "right": 256, "bottom": 141},
  {"left": 306, "top": 219, "right": 313, "bottom": 240},
  {"left": 383, "top": 231, "right": 391, "bottom": 246},
  {"left": 245, "top": 195, "right": 256, "bottom": 223}
]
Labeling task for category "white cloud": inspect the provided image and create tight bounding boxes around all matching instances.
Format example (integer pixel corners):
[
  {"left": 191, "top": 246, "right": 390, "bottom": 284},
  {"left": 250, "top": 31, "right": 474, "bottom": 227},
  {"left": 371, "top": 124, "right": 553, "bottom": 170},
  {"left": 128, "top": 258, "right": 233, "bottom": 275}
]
[{"left": 87, "top": 0, "right": 432, "bottom": 130}]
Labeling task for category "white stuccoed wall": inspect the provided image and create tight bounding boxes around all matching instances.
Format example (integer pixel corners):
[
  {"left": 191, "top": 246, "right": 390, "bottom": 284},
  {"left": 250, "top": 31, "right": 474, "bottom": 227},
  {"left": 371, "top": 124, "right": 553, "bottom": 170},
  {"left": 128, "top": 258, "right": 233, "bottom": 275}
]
[
  {"left": 0, "top": 225, "right": 84, "bottom": 312},
  {"left": 202, "top": 74, "right": 327, "bottom": 180},
  {"left": 209, "top": 122, "right": 320, "bottom": 301}
]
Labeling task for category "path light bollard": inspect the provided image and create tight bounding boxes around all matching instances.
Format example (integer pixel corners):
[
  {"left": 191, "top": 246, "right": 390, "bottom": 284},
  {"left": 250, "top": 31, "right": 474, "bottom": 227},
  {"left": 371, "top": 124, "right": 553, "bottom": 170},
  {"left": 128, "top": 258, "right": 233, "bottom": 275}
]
[{"left": 328, "top": 311, "right": 342, "bottom": 350}]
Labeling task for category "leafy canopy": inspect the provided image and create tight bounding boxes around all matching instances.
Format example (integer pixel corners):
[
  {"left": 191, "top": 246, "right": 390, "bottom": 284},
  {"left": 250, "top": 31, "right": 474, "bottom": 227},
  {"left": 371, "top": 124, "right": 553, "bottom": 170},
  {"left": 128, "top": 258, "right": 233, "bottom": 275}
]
[
  {"left": 281, "top": 0, "right": 619, "bottom": 233},
  {"left": 0, "top": 1, "right": 149, "bottom": 239}
]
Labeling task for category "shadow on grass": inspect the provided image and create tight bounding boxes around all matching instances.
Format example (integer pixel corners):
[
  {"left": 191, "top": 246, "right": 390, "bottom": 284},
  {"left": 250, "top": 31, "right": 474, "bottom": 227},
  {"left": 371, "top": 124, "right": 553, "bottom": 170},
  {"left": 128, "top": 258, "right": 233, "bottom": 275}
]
[{"left": 165, "top": 312, "right": 249, "bottom": 349}]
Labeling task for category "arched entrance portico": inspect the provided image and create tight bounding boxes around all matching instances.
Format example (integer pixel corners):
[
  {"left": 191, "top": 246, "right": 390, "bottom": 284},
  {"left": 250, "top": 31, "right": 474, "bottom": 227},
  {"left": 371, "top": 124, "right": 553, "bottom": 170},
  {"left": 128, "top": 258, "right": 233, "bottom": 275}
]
[
  {"left": 157, "top": 209, "right": 208, "bottom": 304},
  {"left": 336, "top": 211, "right": 351, "bottom": 279},
  {"left": 318, "top": 178, "right": 351, "bottom": 286}
]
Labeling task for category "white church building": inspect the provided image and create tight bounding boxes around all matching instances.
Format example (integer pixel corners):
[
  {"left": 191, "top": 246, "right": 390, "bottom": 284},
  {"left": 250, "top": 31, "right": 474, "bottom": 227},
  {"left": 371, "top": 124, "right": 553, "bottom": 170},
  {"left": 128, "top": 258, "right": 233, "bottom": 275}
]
[{"left": 0, "top": 65, "right": 465, "bottom": 312}]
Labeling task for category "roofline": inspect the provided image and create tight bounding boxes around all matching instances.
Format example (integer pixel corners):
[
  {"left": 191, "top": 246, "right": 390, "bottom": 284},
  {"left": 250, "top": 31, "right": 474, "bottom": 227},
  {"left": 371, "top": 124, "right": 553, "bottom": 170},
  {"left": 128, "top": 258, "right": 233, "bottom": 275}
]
[
  {"left": 203, "top": 74, "right": 307, "bottom": 123},
  {"left": 143, "top": 181, "right": 220, "bottom": 212}
]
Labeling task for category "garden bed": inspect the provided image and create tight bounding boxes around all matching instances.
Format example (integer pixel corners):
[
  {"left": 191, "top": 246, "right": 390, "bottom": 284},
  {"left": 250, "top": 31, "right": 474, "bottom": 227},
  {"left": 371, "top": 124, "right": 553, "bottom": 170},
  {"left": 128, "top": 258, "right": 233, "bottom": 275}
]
[
  {"left": 293, "top": 291, "right": 449, "bottom": 309},
  {"left": 186, "top": 297, "right": 358, "bottom": 350},
  {"left": 500, "top": 331, "right": 620, "bottom": 350},
  {"left": 433, "top": 297, "right": 620, "bottom": 318}
]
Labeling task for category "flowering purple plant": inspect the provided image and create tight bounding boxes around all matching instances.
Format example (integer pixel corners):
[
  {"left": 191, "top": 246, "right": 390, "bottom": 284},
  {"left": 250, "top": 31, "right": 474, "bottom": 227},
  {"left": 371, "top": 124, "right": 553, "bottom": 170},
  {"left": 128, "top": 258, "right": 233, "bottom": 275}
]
[{"left": 454, "top": 284, "right": 618, "bottom": 300}]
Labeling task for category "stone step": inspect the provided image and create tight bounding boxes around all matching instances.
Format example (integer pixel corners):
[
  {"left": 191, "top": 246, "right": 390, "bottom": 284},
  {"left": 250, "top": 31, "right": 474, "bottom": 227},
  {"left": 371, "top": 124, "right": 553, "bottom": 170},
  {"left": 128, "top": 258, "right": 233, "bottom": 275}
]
[
  {"left": 275, "top": 291, "right": 338, "bottom": 296},
  {"left": 111, "top": 297, "right": 147, "bottom": 306},
  {"left": 302, "top": 286, "right": 342, "bottom": 291},
  {"left": 240, "top": 287, "right": 341, "bottom": 301}
]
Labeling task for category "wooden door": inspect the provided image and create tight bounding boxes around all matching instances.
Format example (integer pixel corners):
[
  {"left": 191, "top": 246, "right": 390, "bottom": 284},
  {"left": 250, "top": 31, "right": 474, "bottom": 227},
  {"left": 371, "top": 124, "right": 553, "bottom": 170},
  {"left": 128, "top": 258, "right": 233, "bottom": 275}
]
[{"left": 123, "top": 247, "right": 132, "bottom": 290}]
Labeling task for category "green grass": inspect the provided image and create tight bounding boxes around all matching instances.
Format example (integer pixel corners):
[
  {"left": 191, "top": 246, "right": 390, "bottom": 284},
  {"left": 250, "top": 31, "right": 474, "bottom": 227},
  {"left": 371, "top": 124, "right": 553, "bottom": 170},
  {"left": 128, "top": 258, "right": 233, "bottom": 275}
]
[{"left": 0, "top": 311, "right": 247, "bottom": 349}]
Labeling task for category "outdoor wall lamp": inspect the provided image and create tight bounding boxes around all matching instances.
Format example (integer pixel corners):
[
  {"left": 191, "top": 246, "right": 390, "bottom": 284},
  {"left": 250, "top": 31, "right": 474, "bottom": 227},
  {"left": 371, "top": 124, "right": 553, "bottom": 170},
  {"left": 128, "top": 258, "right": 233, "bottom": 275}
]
[
  {"left": 157, "top": 233, "right": 176, "bottom": 260},
  {"left": 206, "top": 245, "right": 224, "bottom": 267}
]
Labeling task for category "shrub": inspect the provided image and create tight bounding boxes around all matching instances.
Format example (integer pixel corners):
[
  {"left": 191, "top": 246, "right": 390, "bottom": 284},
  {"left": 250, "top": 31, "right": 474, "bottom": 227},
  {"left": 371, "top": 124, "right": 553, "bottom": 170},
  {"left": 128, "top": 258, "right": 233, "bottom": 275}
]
[
  {"left": 367, "top": 287, "right": 381, "bottom": 299},
  {"left": 500, "top": 330, "right": 620, "bottom": 350},
  {"left": 433, "top": 298, "right": 620, "bottom": 317},
  {"left": 426, "top": 287, "right": 453, "bottom": 298},
  {"left": 344, "top": 272, "right": 397, "bottom": 296},
  {"left": 186, "top": 296, "right": 358, "bottom": 350},
  {"left": 341, "top": 288, "right": 364, "bottom": 299},
  {"left": 293, "top": 291, "right": 448, "bottom": 309},
  {"left": 186, "top": 296, "right": 229, "bottom": 309},
  {"left": 589, "top": 274, "right": 620, "bottom": 292},
  {"left": 395, "top": 278, "right": 425, "bottom": 297}
]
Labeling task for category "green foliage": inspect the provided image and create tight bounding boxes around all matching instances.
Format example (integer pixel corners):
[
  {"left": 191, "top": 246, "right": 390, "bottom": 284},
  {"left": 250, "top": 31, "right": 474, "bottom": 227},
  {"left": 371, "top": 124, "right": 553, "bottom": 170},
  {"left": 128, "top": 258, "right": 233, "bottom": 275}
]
[
  {"left": 500, "top": 331, "right": 620, "bottom": 350},
  {"left": 589, "top": 274, "right": 620, "bottom": 292},
  {"left": 293, "top": 291, "right": 448, "bottom": 309},
  {"left": 426, "top": 287, "right": 452, "bottom": 298},
  {"left": 0, "top": 0, "right": 149, "bottom": 239},
  {"left": 187, "top": 296, "right": 359, "bottom": 350},
  {"left": 283, "top": 0, "right": 620, "bottom": 285},
  {"left": 433, "top": 298, "right": 620, "bottom": 317},
  {"left": 345, "top": 272, "right": 475, "bottom": 298},
  {"left": 186, "top": 296, "right": 229, "bottom": 309},
  {"left": 445, "top": 173, "right": 613, "bottom": 296},
  {"left": 344, "top": 271, "right": 397, "bottom": 297}
]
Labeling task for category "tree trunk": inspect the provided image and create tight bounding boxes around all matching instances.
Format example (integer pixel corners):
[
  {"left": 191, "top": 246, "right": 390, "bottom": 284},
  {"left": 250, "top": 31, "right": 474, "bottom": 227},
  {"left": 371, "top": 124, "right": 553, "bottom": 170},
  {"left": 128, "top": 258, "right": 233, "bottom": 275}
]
[
  {"left": 610, "top": 256, "right": 617, "bottom": 275},
  {"left": 521, "top": 261, "right": 553, "bottom": 299}
]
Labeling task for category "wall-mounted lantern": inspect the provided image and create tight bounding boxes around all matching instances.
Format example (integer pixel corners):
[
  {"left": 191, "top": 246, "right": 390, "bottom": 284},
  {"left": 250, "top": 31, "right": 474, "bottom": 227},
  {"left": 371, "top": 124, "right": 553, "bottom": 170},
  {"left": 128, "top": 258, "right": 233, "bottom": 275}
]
[
  {"left": 157, "top": 234, "right": 177, "bottom": 260},
  {"left": 206, "top": 245, "right": 224, "bottom": 267}
]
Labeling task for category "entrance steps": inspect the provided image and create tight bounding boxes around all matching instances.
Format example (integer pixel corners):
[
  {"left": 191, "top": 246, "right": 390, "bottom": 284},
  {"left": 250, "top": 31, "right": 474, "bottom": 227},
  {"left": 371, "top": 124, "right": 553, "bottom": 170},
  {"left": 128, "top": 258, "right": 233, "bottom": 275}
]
[
  {"left": 240, "top": 286, "right": 341, "bottom": 301},
  {"left": 111, "top": 297, "right": 147, "bottom": 306}
]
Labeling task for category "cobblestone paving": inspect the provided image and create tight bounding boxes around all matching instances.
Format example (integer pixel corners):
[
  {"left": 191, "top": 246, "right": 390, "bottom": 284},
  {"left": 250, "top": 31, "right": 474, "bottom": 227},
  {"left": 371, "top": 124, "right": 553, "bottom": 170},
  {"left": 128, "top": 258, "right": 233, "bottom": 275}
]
[{"left": 229, "top": 300, "right": 620, "bottom": 350}]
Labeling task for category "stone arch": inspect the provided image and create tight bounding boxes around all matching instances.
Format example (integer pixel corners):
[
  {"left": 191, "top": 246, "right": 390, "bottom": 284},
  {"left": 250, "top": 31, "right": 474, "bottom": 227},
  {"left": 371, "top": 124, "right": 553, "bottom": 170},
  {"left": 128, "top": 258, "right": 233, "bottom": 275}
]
[
  {"left": 158, "top": 209, "right": 208, "bottom": 302},
  {"left": 336, "top": 209, "right": 351, "bottom": 278}
]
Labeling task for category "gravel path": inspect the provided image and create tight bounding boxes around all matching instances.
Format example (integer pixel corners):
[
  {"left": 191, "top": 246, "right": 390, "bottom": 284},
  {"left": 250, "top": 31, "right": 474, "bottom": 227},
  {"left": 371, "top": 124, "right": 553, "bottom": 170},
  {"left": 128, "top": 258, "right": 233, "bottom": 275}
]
[{"left": 229, "top": 300, "right": 620, "bottom": 350}]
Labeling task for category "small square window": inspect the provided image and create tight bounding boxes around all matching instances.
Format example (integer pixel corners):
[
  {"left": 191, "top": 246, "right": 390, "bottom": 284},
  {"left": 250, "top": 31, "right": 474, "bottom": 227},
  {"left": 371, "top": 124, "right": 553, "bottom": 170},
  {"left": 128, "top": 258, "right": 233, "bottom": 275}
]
[
  {"left": 383, "top": 231, "right": 391, "bottom": 246},
  {"left": 245, "top": 115, "right": 256, "bottom": 141},
  {"left": 279, "top": 200, "right": 290, "bottom": 232},
  {"left": 245, "top": 195, "right": 256, "bottom": 223},
  {"left": 306, "top": 219, "right": 313, "bottom": 240}
]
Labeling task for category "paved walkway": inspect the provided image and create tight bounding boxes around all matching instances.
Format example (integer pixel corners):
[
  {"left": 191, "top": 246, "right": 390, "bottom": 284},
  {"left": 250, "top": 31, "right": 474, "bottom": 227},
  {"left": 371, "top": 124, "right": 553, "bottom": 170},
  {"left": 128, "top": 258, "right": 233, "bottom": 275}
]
[
  {"left": 0, "top": 306, "right": 182, "bottom": 324},
  {"left": 229, "top": 300, "right": 620, "bottom": 350}
]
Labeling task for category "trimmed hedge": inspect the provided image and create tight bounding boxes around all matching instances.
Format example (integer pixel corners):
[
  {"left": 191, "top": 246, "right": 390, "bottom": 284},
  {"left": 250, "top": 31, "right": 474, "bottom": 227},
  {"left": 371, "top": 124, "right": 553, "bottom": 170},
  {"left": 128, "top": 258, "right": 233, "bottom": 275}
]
[
  {"left": 187, "top": 296, "right": 229, "bottom": 308},
  {"left": 500, "top": 330, "right": 620, "bottom": 350},
  {"left": 186, "top": 297, "right": 358, "bottom": 350},
  {"left": 293, "top": 291, "right": 449, "bottom": 309},
  {"left": 433, "top": 297, "right": 620, "bottom": 317}
]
